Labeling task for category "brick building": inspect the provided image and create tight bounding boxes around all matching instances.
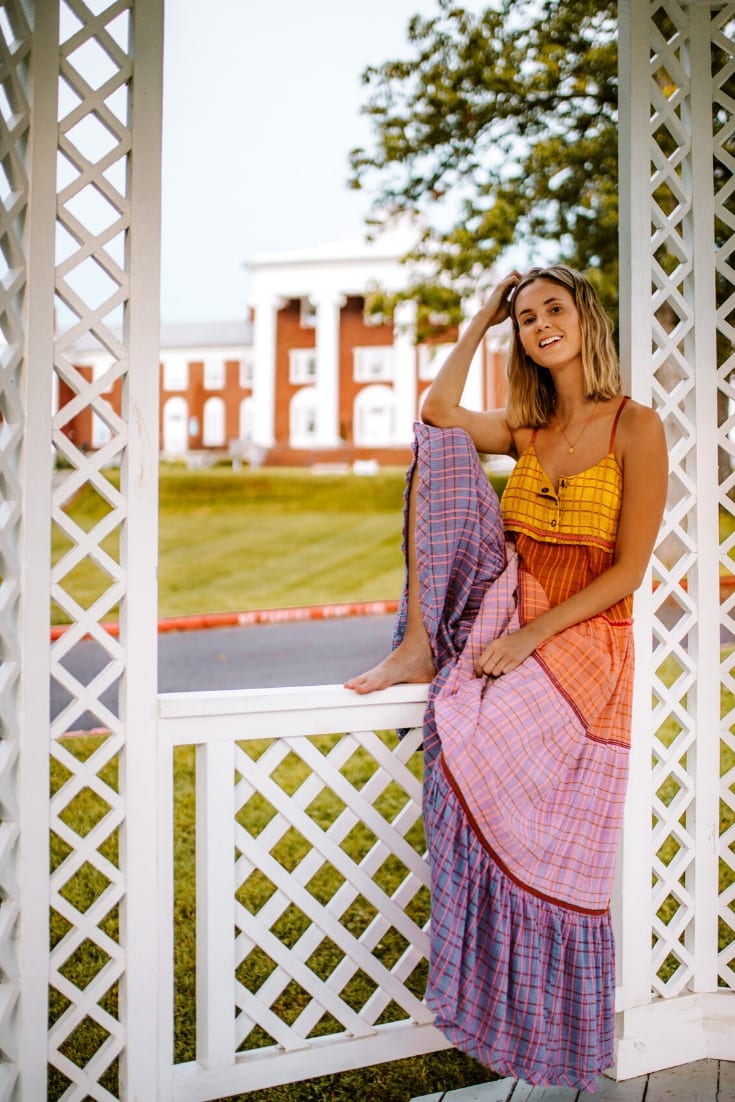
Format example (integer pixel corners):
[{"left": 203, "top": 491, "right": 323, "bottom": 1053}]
[
  {"left": 65, "top": 236, "right": 508, "bottom": 466},
  {"left": 249, "top": 234, "right": 508, "bottom": 467}
]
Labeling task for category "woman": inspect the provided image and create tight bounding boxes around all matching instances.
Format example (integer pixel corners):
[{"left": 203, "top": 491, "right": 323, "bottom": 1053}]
[{"left": 346, "top": 266, "right": 668, "bottom": 1091}]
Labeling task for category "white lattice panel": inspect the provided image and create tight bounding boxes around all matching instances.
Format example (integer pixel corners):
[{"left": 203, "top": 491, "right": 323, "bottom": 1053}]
[
  {"left": 712, "top": 4, "right": 735, "bottom": 993},
  {"left": 0, "top": 3, "right": 33, "bottom": 1097},
  {"left": 46, "top": 1, "right": 162, "bottom": 1098},
  {"left": 231, "top": 729, "right": 431, "bottom": 1053},
  {"left": 619, "top": 1, "right": 735, "bottom": 1041}
]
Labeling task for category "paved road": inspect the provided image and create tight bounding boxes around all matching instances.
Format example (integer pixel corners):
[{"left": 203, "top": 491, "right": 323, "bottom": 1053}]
[{"left": 52, "top": 615, "right": 396, "bottom": 731}]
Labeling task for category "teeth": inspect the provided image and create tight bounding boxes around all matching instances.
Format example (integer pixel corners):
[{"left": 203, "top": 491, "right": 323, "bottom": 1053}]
[{"left": 540, "top": 336, "right": 561, "bottom": 347}]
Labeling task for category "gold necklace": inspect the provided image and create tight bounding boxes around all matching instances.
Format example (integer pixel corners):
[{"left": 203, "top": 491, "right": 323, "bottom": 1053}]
[{"left": 556, "top": 412, "right": 593, "bottom": 455}]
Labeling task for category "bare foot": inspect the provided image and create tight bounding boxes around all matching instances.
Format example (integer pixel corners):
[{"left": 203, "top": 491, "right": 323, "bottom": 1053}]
[{"left": 344, "top": 636, "right": 436, "bottom": 695}]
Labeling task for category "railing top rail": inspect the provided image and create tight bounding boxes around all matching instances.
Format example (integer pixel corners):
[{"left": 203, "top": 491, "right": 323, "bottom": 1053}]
[{"left": 158, "top": 682, "right": 431, "bottom": 744}]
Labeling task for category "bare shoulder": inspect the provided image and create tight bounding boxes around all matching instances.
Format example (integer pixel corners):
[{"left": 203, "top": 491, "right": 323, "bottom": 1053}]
[{"left": 616, "top": 398, "right": 667, "bottom": 464}]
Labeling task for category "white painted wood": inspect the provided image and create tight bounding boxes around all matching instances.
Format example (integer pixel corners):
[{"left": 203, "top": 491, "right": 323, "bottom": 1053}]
[
  {"left": 158, "top": 683, "right": 430, "bottom": 745},
  {"left": 172, "top": 1021, "right": 452, "bottom": 1101},
  {"left": 615, "top": 0, "right": 659, "bottom": 1015},
  {"left": 14, "top": 2, "right": 58, "bottom": 1096},
  {"left": 686, "top": 3, "right": 722, "bottom": 997},
  {"left": 196, "top": 742, "right": 237, "bottom": 1069},
  {"left": 118, "top": 2, "right": 165, "bottom": 1098}
]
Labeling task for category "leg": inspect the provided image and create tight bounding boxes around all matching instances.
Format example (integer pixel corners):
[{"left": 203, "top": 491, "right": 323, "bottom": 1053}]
[
  {"left": 344, "top": 469, "right": 436, "bottom": 693},
  {"left": 345, "top": 423, "right": 506, "bottom": 694}
]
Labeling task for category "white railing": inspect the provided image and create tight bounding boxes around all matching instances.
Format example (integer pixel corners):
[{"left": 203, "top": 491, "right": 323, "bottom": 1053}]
[{"left": 156, "top": 683, "right": 449, "bottom": 1101}]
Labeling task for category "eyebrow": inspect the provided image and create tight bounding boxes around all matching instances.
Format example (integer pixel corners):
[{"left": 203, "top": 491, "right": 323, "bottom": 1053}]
[{"left": 517, "top": 296, "right": 563, "bottom": 318}]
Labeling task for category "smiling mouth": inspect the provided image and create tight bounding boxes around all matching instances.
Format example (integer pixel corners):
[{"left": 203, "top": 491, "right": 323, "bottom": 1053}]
[{"left": 539, "top": 336, "right": 561, "bottom": 348}]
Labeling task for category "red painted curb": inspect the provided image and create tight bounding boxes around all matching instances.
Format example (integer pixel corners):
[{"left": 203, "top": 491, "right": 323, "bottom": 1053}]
[{"left": 50, "top": 599, "right": 400, "bottom": 641}]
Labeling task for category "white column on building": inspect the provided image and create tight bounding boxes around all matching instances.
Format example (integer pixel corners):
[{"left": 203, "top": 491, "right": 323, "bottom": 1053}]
[
  {"left": 460, "top": 294, "right": 485, "bottom": 411},
  {"left": 251, "top": 294, "right": 284, "bottom": 450},
  {"left": 392, "top": 299, "right": 417, "bottom": 443},
  {"left": 313, "top": 291, "right": 345, "bottom": 447}
]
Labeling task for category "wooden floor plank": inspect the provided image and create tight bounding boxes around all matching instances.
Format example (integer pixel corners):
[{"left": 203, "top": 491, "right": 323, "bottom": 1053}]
[
  {"left": 444, "top": 1078, "right": 516, "bottom": 1101},
  {"left": 593, "top": 1075, "right": 647, "bottom": 1100},
  {"left": 519, "top": 1087, "right": 578, "bottom": 1101},
  {"left": 647, "top": 1059, "right": 719, "bottom": 1101},
  {"left": 718, "top": 1060, "right": 735, "bottom": 1102}
]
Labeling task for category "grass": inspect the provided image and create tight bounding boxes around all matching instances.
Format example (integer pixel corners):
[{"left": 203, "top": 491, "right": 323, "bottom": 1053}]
[{"left": 51, "top": 464, "right": 509, "bottom": 624}]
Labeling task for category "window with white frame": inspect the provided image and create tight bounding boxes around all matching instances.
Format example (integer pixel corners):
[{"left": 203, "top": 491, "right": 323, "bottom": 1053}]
[
  {"left": 162, "top": 356, "right": 189, "bottom": 391},
  {"left": 290, "top": 386, "right": 318, "bottom": 447},
  {"left": 239, "top": 353, "right": 254, "bottom": 388},
  {"left": 91, "top": 356, "right": 114, "bottom": 393},
  {"left": 202, "top": 396, "right": 226, "bottom": 446},
  {"left": 418, "top": 342, "right": 455, "bottom": 381},
  {"left": 353, "top": 346, "right": 395, "bottom": 383},
  {"left": 300, "top": 297, "right": 317, "bottom": 328},
  {"left": 239, "top": 396, "right": 254, "bottom": 441},
  {"left": 353, "top": 384, "right": 396, "bottom": 447},
  {"left": 289, "top": 349, "right": 317, "bottom": 385},
  {"left": 203, "top": 358, "right": 225, "bottom": 390},
  {"left": 92, "top": 410, "right": 113, "bottom": 448}
]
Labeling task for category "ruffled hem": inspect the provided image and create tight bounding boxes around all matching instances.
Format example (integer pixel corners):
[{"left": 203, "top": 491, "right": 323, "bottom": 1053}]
[{"left": 424, "top": 759, "right": 615, "bottom": 1093}]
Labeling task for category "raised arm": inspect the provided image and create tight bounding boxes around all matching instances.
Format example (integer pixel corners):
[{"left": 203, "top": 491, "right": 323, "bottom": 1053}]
[
  {"left": 421, "top": 271, "right": 521, "bottom": 456},
  {"left": 475, "top": 402, "right": 668, "bottom": 678}
]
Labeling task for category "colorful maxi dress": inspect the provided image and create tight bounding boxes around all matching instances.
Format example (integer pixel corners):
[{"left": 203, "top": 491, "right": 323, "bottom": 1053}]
[{"left": 395, "top": 409, "right": 633, "bottom": 1092}]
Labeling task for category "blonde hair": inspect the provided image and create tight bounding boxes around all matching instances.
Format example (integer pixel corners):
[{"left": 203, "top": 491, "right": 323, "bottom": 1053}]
[{"left": 505, "top": 265, "right": 620, "bottom": 429}]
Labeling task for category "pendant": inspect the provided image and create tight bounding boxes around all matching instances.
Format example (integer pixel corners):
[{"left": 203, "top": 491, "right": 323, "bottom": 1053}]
[{"left": 568, "top": 446, "right": 574, "bottom": 454}]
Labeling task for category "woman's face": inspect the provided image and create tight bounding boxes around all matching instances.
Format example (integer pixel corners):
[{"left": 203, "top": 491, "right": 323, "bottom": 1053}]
[{"left": 513, "top": 278, "right": 582, "bottom": 371}]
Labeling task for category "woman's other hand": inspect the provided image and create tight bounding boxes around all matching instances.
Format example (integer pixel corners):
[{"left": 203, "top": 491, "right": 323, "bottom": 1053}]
[{"left": 475, "top": 622, "right": 541, "bottom": 678}]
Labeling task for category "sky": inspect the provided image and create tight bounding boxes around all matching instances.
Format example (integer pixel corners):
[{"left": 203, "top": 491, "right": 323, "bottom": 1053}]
[{"left": 160, "top": 0, "right": 487, "bottom": 324}]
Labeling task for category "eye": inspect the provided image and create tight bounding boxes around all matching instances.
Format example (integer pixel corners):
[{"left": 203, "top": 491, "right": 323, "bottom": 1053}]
[
  {"left": 550, "top": 305, "right": 562, "bottom": 314},
  {"left": 522, "top": 315, "right": 535, "bottom": 326}
]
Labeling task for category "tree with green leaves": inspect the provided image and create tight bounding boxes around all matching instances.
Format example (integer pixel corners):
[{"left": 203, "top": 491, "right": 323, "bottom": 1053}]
[{"left": 349, "top": 0, "right": 618, "bottom": 329}]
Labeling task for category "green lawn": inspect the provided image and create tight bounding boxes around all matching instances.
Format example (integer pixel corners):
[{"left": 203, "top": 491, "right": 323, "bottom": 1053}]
[{"left": 51, "top": 464, "right": 509, "bottom": 624}]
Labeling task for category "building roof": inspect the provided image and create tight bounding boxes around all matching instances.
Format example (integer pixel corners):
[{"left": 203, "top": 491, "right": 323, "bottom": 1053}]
[{"left": 67, "top": 319, "right": 252, "bottom": 357}]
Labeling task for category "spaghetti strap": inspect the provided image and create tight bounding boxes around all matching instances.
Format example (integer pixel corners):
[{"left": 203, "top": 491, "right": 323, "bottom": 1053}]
[
  {"left": 530, "top": 427, "right": 540, "bottom": 444},
  {"left": 609, "top": 395, "right": 629, "bottom": 452}
]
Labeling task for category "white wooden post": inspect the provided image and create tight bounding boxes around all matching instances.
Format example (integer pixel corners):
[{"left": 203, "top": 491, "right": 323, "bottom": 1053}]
[
  {"left": 12, "top": 2, "right": 58, "bottom": 1097},
  {"left": 196, "top": 742, "right": 237, "bottom": 1069},
  {"left": 616, "top": 0, "right": 657, "bottom": 1017},
  {"left": 119, "top": 0, "right": 165, "bottom": 1096},
  {"left": 616, "top": 0, "right": 735, "bottom": 1076},
  {"left": 685, "top": 3, "right": 721, "bottom": 997}
]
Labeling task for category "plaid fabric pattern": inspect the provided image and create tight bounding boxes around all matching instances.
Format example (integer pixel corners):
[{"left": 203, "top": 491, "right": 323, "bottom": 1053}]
[
  {"left": 399, "top": 423, "right": 634, "bottom": 1091},
  {"left": 424, "top": 762, "right": 616, "bottom": 1091},
  {"left": 501, "top": 447, "right": 622, "bottom": 550}
]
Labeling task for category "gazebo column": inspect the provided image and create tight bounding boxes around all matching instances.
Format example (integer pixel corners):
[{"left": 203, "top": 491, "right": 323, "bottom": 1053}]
[
  {"left": 392, "top": 299, "right": 417, "bottom": 443},
  {"left": 459, "top": 295, "right": 485, "bottom": 411},
  {"left": 251, "top": 295, "right": 282, "bottom": 450},
  {"left": 313, "top": 292, "right": 344, "bottom": 447},
  {"left": 616, "top": 0, "right": 735, "bottom": 1078}
]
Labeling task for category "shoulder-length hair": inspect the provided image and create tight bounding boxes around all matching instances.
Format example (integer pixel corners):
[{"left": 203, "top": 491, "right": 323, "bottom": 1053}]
[{"left": 505, "top": 265, "right": 621, "bottom": 429}]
